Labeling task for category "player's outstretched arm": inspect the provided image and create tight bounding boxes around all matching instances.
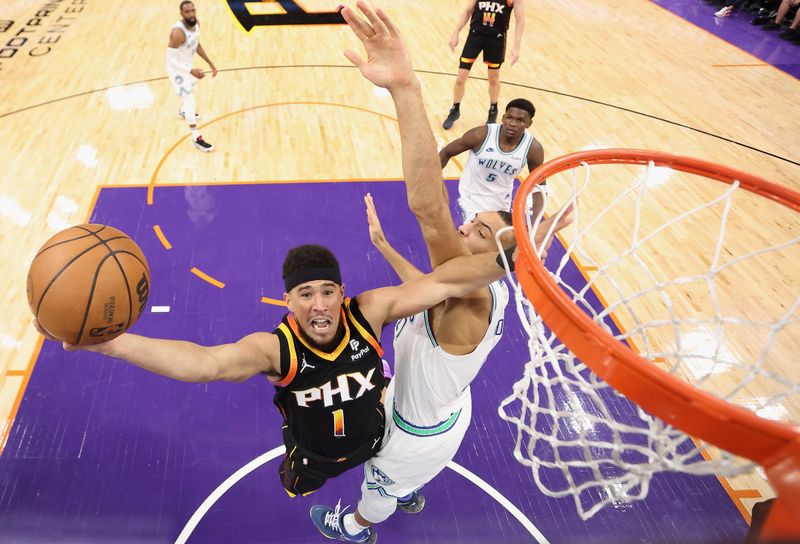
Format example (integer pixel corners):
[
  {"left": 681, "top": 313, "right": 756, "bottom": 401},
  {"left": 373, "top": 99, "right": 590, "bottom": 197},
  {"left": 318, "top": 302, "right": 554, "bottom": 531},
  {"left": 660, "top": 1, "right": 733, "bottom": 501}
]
[
  {"left": 33, "top": 319, "right": 281, "bottom": 383},
  {"left": 343, "top": 2, "right": 467, "bottom": 267},
  {"left": 364, "top": 193, "right": 425, "bottom": 283},
  {"left": 357, "top": 250, "right": 507, "bottom": 331}
]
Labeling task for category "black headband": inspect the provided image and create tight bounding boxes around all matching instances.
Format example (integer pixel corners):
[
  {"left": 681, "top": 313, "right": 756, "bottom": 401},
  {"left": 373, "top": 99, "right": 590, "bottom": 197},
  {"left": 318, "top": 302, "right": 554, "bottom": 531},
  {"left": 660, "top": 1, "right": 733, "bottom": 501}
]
[{"left": 284, "top": 267, "right": 342, "bottom": 293}]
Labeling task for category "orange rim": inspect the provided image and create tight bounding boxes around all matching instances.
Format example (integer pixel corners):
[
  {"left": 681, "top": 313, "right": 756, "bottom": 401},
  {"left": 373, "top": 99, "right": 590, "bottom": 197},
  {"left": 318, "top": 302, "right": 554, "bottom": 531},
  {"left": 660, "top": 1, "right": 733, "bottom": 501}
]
[{"left": 513, "top": 148, "right": 800, "bottom": 537}]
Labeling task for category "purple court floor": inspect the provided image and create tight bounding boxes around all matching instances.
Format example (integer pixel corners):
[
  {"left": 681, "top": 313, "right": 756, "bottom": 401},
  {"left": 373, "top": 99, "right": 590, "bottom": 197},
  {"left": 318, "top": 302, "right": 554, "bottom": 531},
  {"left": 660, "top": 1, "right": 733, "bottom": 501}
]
[
  {"left": 653, "top": 0, "right": 800, "bottom": 79},
  {"left": 0, "top": 180, "right": 749, "bottom": 543}
]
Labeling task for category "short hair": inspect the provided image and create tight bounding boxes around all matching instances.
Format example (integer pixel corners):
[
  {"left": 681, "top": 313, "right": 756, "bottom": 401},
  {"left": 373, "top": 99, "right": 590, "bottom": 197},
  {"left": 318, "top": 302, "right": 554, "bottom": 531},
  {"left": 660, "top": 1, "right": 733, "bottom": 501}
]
[
  {"left": 282, "top": 244, "right": 341, "bottom": 287},
  {"left": 505, "top": 98, "right": 535, "bottom": 119},
  {"left": 180, "top": 1, "right": 194, "bottom": 11},
  {"left": 496, "top": 210, "right": 513, "bottom": 227},
  {"left": 491, "top": 211, "right": 514, "bottom": 249}
]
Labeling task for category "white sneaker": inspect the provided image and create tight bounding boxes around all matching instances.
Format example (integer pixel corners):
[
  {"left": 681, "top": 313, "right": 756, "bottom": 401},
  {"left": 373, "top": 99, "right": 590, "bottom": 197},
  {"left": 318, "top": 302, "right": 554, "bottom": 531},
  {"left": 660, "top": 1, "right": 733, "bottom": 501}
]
[
  {"left": 178, "top": 111, "right": 201, "bottom": 121},
  {"left": 715, "top": 6, "right": 733, "bottom": 17}
]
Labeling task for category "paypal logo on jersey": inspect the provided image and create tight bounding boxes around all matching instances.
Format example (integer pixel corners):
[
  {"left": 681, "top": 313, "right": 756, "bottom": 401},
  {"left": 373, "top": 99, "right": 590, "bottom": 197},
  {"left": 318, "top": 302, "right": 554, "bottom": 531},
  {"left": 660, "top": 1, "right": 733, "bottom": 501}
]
[{"left": 350, "top": 339, "right": 371, "bottom": 361}]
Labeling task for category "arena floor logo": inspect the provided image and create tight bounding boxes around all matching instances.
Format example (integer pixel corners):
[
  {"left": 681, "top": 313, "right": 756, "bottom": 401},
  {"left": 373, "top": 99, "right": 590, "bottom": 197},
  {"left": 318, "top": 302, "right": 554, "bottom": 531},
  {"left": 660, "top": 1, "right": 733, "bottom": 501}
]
[
  {"left": 0, "top": 0, "right": 88, "bottom": 70},
  {"left": 226, "top": 0, "right": 345, "bottom": 31}
]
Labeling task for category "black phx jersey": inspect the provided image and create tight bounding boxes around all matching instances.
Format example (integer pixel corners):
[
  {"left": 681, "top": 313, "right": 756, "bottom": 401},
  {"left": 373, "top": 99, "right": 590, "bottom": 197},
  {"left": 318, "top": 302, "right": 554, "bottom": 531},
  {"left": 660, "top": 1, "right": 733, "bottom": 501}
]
[
  {"left": 470, "top": 0, "right": 514, "bottom": 36},
  {"left": 272, "top": 297, "right": 386, "bottom": 485}
]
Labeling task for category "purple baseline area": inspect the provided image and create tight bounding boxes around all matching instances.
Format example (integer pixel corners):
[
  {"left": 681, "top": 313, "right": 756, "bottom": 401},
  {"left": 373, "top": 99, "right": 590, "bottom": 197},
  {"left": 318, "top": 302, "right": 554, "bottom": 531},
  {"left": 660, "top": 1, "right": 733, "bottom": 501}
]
[
  {"left": 652, "top": 0, "right": 800, "bottom": 79},
  {"left": 0, "top": 181, "right": 748, "bottom": 543}
]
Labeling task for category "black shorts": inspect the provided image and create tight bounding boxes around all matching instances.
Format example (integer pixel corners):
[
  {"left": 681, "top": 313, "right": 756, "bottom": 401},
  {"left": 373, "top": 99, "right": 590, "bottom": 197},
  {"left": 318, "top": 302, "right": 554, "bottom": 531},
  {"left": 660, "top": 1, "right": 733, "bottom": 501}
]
[
  {"left": 278, "top": 409, "right": 385, "bottom": 497},
  {"left": 460, "top": 30, "right": 507, "bottom": 70}
]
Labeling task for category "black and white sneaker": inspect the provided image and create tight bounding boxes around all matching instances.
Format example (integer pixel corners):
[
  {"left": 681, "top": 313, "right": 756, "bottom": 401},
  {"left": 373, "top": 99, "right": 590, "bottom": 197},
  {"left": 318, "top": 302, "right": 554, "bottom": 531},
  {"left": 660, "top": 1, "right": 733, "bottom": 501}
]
[
  {"left": 193, "top": 136, "right": 214, "bottom": 152},
  {"left": 442, "top": 106, "right": 460, "bottom": 130}
]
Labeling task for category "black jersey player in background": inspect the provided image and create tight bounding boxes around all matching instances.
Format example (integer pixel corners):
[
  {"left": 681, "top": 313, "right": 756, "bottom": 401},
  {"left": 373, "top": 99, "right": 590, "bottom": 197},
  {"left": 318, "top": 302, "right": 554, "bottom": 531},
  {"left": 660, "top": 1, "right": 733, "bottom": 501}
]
[{"left": 443, "top": 0, "right": 527, "bottom": 130}]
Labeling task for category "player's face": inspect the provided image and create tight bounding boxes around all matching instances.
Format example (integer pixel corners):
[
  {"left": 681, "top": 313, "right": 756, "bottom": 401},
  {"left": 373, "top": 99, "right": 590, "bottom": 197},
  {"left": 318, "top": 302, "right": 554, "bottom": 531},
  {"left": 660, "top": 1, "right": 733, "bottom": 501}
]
[
  {"left": 181, "top": 3, "right": 198, "bottom": 26},
  {"left": 285, "top": 280, "right": 345, "bottom": 347},
  {"left": 457, "top": 212, "right": 511, "bottom": 254},
  {"left": 500, "top": 107, "right": 532, "bottom": 141}
]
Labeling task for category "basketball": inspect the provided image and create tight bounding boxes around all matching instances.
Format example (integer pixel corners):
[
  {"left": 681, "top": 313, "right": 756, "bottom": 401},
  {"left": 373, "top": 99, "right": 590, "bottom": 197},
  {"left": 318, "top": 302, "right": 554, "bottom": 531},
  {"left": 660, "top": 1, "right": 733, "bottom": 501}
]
[{"left": 26, "top": 224, "right": 151, "bottom": 346}]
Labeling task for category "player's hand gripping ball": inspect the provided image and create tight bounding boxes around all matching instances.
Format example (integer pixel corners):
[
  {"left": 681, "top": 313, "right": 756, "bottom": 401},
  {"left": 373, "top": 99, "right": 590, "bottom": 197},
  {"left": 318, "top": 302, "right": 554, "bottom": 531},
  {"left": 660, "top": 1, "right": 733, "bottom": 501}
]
[{"left": 27, "top": 224, "right": 151, "bottom": 345}]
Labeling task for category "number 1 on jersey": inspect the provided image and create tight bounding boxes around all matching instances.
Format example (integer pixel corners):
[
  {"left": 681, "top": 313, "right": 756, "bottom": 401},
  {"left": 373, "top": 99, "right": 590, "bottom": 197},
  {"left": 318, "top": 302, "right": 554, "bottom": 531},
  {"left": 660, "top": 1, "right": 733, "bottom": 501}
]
[{"left": 332, "top": 409, "right": 346, "bottom": 437}]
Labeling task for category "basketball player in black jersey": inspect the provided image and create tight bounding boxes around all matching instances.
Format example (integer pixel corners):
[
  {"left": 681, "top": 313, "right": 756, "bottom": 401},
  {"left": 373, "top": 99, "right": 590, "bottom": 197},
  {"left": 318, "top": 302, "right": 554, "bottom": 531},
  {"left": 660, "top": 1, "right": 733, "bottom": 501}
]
[
  {"left": 443, "top": 0, "right": 527, "bottom": 130},
  {"left": 33, "top": 242, "right": 517, "bottom": 498}
]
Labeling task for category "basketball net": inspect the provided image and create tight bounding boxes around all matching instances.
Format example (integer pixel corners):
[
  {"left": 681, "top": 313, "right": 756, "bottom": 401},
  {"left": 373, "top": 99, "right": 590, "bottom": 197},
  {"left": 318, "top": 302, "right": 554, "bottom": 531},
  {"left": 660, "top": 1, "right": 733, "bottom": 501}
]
[{"left": 497, "top": 150, "right": 800, "bottom": 537}]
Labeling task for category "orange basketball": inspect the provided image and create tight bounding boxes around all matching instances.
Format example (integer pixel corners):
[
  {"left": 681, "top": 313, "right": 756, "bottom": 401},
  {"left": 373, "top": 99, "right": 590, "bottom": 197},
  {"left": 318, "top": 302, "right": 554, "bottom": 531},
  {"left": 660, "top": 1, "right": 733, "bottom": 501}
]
[{"left": 26, "top": 224, "right": 151, "bottom": 346}]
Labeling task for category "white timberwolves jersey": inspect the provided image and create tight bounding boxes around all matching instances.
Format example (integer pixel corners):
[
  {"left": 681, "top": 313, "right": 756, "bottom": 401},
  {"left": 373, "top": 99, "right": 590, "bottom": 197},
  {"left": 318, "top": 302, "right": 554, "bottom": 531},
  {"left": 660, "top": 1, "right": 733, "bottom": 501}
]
[
  {"left": 458, "top": 124, "right": 534, "bottom": 215},
  {"left": 391, "top": 280, "right": 509, "bottom": 426},
  {"left": 167, "top": 21, "right": 200, "bottom": 73}
]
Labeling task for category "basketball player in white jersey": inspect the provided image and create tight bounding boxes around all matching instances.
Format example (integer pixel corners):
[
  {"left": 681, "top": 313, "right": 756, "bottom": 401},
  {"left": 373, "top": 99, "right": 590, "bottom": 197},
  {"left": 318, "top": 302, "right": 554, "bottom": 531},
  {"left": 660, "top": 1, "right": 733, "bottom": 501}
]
[
  {"left": 440, "top": 98, "right": 545, "bottom": 222},
  {"left": 309, "top": 5, "right": 571, "bottom": 543},
  {"left": 166, "top": 1, "right": 217, "bottom": 152}
]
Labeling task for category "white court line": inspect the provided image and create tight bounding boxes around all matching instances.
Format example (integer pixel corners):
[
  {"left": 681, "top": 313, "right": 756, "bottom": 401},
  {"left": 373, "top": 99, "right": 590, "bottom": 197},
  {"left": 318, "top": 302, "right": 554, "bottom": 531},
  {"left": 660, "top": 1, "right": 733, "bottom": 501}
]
[
  {"left": 174, "top": 445, "right": 550, "bottom": 544},
  {"left": 151, "top": 306, "right": 171, "bottom": 313},
  {"left": 174, "top": 445, "right": 285, "bottom": 544},
  {"left": 446, "top": 461, "right": 550, "bottom": 544}
]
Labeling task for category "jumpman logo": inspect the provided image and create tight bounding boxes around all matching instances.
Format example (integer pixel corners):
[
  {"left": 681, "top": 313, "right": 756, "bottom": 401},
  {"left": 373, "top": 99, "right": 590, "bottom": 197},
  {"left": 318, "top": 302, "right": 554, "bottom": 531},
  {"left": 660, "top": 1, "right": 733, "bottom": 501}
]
[{"left": 300, "top": 354, "right": 315, "bottom": 373}]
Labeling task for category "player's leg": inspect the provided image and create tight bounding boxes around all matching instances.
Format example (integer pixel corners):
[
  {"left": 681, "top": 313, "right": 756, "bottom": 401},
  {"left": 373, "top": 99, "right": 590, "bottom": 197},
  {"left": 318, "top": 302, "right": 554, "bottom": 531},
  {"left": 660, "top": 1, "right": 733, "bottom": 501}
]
[
  {"left": 168, "top": 70, "right": 213, "bottom": 152},
  {"left": 181, "top": 92, "right": 214, "bottom": 152},
  {"left": 444, "top": 33, "right": 482, "bottom": 129},
  {"left": 483, "top": 37, "right": 506, "bottom": 124},
  {"left": 486, "top": 68, "right": 501, "bottom": 123}
]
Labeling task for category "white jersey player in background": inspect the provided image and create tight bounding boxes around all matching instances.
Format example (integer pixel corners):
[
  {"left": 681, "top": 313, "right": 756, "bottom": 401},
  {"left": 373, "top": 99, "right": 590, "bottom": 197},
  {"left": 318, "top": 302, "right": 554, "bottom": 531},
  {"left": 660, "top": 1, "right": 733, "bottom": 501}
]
[
  {"left": 166, "top": 1, "right": 217, "bottom": 152},
  {"left": 309, "top": 5, "right": 572, "bottom": 543},
  {"left": 440, "top": 98, "right": 545, "bottom": 222}
]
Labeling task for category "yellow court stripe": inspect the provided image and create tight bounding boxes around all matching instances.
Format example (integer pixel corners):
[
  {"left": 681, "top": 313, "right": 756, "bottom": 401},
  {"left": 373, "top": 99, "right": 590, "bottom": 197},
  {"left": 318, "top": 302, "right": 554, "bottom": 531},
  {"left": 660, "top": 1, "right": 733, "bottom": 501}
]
[
  {"left": 153, "top": 225, "right": 172, "bottom": 250},
  {"left": 261, "top": 297, "right": 287, "bottom": 307},
  {"left": 190, "top": 267, "right": 225, "bottom": 289}
]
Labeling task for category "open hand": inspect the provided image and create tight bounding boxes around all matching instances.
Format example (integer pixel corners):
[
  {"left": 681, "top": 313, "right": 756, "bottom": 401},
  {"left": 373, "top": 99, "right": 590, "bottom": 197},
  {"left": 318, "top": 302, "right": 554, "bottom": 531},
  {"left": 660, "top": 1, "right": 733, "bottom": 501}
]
[
  {"left": 448, "top": 34, "right": 458, "bottom": 51},
  {"left": 364, "top": 193, "right": 387, "bottom": 247},
  {"left": 341, "top": 2, "right": 416, "bottom": 90},
  {"left": 534, "top": 201, "right": 575, "bottom": 259}
]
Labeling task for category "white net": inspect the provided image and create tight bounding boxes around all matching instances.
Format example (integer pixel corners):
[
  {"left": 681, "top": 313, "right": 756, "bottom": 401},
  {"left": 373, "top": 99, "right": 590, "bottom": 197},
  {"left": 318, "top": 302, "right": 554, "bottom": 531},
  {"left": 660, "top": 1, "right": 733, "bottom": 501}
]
[{"left": 498, "top": 159, "right": 800, "bottom": 520}]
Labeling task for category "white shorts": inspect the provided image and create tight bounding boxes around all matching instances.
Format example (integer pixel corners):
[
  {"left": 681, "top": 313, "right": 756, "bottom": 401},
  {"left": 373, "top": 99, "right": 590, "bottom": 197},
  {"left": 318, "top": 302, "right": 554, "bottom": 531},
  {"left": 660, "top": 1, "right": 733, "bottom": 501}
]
[
  {"left": 457, "top": 194, "right": 511, "bottom": 223},
  {"left": 167, "top": 68, "right": 197, "bottom": 97},
  {"left": 357, "top": 380, "right": 472, "bottom": 523}
]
